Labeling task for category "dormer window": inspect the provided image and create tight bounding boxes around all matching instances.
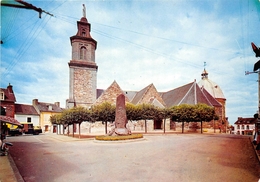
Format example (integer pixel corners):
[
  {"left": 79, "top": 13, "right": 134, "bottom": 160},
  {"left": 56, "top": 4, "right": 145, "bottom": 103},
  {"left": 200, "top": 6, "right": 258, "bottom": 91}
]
[
  {"left": 48, "top": 105, "right": 53, "bottom": 111},
  {"left": 0, "top": 92, "right": 4, "bottom": 100}
]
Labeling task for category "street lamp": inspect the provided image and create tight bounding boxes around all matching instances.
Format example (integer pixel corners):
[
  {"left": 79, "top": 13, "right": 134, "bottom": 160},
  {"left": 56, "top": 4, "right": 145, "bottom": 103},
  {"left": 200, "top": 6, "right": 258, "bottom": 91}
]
[{"left": 247, "top": 42, "right": 260, "bottom": 146}]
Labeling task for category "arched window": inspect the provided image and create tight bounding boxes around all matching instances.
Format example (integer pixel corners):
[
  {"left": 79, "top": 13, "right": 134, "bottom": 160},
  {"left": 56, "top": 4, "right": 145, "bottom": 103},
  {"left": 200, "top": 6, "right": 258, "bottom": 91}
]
[
  {"left": 80, "top": 46, "right": 87, "bottom": 60},
  {"left": 82, "top": 29, "right": 86, "bottom": 37}
]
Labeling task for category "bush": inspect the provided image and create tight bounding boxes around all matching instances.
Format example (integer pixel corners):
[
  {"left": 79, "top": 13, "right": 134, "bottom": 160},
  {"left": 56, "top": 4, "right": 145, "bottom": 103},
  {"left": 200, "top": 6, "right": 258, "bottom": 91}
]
[{"left": 95, "top": 133, "right": 143, "bottom": 141}]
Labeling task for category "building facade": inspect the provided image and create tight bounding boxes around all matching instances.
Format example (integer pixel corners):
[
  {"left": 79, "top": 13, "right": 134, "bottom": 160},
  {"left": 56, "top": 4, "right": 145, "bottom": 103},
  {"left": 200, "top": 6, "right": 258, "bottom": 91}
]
[
  {"left": 234, "top": 117, "right": 256, "bottom": 135},
  {"left": 0, "top": 84, "right": 16, "bottom": 118},
  {"left": 198, "top": 69, "right": 227, "bottom": 131},
  {"left": 67, "top": 10, "right": 98, "bottom": 108},
  {"left": 33, "top": 99, "right": 63, "bottom": 133}
]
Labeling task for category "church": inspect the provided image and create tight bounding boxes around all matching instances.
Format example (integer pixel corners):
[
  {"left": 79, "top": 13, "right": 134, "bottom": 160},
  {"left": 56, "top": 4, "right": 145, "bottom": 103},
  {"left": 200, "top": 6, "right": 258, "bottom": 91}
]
[{"left": 66, "top": 6, "right": 227, "bottom": 132}]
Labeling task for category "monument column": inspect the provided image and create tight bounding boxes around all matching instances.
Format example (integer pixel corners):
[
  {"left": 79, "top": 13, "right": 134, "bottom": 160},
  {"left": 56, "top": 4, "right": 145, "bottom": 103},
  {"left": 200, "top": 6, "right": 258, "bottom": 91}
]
[{"left": 67, "top": 4, "right": 98, "bottom": 108}]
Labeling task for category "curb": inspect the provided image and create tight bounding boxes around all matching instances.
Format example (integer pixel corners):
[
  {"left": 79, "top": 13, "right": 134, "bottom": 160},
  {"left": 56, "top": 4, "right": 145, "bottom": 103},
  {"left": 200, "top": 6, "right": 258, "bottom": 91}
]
[
  {"left": 8, "top": 155, "right": 24, "bottom": 182},
  {"left": 93, "top": 137, "right": 147, "bottom": 144},
  {"left": 249, "top": 137, "right": 260, "bottom": 164}
]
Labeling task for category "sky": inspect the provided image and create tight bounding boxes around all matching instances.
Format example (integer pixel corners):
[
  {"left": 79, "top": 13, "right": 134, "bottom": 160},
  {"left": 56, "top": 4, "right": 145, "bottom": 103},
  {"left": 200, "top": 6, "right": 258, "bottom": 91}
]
[{"left": 1, "top": 0, "right": 260, "bottom": 125}]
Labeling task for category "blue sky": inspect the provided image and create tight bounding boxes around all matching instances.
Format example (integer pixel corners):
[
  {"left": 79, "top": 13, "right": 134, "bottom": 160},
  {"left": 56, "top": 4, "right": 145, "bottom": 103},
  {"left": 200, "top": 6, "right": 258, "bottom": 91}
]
[{"left": 1, "top": 0, "right": 260, "bottom": 125}]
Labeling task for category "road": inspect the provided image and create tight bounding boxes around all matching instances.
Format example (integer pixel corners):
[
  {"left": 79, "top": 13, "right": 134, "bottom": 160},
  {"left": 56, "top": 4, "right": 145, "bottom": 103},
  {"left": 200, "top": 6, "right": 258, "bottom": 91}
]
[{"left": 6, "top": 133, "right": 260, "bottom": 182}]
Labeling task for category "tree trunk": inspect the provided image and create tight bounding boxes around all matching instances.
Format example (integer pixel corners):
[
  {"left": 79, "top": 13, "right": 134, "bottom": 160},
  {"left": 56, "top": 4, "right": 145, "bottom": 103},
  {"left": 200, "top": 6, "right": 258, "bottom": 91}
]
[
  {"left": 68, "top": 124, "right": 70, "bottom": 136},
  {"left": 145, "top": 120, "right": 147, "bottom": 133},
  {"left": 182, "top": 121, "right": 184, "bottom": 133},
  {"left": 105, "top": 121, "right": 107, "bottom": 134},
  {"left": 72, "top": 123, "right": 75, "bottom": 137},
  {"left": 163, "top": 118, "right": 166, "bottom": 133},
  {"left": 214, "top": 119, "right": 215, "bottom": 133},
  {"left": 201, "top": 121, "right": 203, "bottom": 134},
  {"left": 79, "top": 123, "right": 81, "bottom": 139}
]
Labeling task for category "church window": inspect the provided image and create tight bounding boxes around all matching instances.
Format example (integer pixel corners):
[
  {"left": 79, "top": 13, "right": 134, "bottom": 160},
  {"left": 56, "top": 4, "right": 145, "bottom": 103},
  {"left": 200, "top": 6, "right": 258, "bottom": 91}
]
[
  {"left": 80, "top": 46, "right": 87, "bottom": 60},
  {"left": 82, "top": 29, "right": 86, "bottom": 37},
  {"left": 246, "top": 125, "right": 249, "bottom": 130},
  {"left": 241, "top": 125, "right": 244, "bottom": 129},
  {"left": 237, "top": 125, "right": 240, "bottom": 129}
]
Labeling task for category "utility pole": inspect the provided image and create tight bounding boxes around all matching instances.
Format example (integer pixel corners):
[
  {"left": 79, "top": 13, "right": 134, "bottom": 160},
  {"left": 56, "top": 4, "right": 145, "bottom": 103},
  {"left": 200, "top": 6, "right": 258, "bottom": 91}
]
[{"left": 247, "top": 42, "right": 260, "bottom": 146}]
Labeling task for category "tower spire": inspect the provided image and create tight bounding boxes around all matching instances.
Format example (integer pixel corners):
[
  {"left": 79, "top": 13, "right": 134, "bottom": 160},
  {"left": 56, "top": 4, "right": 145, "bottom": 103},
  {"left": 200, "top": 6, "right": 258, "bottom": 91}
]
[
  {"left": 82, "top": 4, "right": 86, "bottom": 18},
  {"left": 201, "top": 62, "right": 208, "bottom": 79}
]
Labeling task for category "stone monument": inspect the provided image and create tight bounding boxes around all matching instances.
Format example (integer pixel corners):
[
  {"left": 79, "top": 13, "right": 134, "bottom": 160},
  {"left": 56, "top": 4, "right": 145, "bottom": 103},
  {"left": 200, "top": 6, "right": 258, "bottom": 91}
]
[{"left": 108, "top": 94, "right": 131, "bottom": 136}]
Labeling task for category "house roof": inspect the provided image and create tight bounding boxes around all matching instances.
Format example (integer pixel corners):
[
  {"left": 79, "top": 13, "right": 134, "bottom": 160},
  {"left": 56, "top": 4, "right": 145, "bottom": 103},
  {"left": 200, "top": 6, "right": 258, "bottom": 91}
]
[
  {"left": 0, "top": 84, "right": 16, "bottom": 102},
  {"left": 34, "top": 101, "right": 63, "bottom": 112},
  {"left": 234, "top": 117, "right": 256, "bottom": 125},
  {"left": 15, "top": 104, "right": 39, "bottom": 115},
  {"left": 161, "top": 81, "right": 216, "bottom": 107},
  {"left": 0, "top": 115, "right": 21, "bottom": 126}
]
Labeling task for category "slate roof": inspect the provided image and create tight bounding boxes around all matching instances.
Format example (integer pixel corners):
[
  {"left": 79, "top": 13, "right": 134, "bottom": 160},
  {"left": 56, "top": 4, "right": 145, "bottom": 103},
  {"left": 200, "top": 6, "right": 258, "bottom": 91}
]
[
  {"left": 34, "top": 101, "right": 63, "bottom": 112},
  {"left": 201, "top": 87, "right": 222, "bottom": 107},
  {"left": 161, "top": 81, "right": 217, "bottom": 107},
  {"left": 131, "top": 84, "right": 151, "bottom": 105},
  {"left": 15, "top": 104, "right": 39, "bottom": 115},
  {"left": 234, "top": 117, "right": 256, "bottom": 125},
  {"left": 130, "top": 83, "right": 165, "bottom": 107},
  {"left": 124, "top": 91, "right": 137, "bottom": 101}
]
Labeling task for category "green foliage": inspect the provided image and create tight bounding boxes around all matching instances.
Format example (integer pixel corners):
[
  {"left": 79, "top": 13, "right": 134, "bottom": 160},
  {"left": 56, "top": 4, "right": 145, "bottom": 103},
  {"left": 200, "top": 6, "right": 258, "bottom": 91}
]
[
  {"left": 138, "top": 103, "right": 158, "bottom": 120},
  {"left": 49, "top": 102, "right": 218, "bottom": 133},
  {"left": 126, "top": 102, "right": 141, "bottom": 121},
  {"left": 91, "top": 102, "right": 116, "bottom": 123},
  {"left": 170, "top": 103, "right": 217, "bottom": 123},
  {"left": 95, "top": 133, "right": 143, "bottom": 141}
]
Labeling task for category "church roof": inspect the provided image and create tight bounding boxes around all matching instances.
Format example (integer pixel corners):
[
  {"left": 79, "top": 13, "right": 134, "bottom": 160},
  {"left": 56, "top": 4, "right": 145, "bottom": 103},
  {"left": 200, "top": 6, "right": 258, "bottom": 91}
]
[
  {"left": 197, "top": 69, "right": 225, "bottom": 99},
  {"left": 94, "top": 81, "right": 129, "bottom": 105},
  {"left": 130, "top": 83, "right": 165, "bottom": 107},
  {"left": 161, "top": 81, "right": 218, "bottom": 107}
]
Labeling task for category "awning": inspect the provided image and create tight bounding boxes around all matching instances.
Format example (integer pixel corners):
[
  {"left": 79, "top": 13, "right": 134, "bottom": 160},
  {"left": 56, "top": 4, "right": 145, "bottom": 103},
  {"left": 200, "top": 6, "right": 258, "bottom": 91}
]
[{"left": 0, "top": 115, "right": 21, "bottom": 126}]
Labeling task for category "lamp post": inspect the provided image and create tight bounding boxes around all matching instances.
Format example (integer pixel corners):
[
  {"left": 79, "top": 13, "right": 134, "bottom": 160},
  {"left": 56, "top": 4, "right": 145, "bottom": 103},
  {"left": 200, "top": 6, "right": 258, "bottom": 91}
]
[{"left": 247, "top": 42, "right": 260, "bottom": 145}]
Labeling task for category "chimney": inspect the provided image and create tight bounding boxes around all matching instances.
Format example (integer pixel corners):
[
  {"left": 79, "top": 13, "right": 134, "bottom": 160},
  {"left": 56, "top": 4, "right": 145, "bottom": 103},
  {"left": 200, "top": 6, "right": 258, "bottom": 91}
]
[
  {"left": 54, "top": 102, "right": 60, "bottom": 107},
  {"left": 33, "top": 99, "right": 38, "bottom": 106},
  {"left": 7, "top": 83, "right": 13, "bottom": 93}
]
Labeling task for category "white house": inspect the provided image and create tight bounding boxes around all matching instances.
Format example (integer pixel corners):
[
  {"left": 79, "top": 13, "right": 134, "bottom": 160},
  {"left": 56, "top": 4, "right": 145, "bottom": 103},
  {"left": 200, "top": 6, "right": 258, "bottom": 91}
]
[
  {"left": 234, "top": 117, "right": 256, "bottom": 135},
  {"left": 15, "top": 103, "right": 40, "bottom": 126}
]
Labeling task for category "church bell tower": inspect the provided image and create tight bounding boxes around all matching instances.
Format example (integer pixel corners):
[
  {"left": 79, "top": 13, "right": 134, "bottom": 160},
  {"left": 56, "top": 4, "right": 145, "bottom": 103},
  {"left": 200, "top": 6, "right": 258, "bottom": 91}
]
[{"left": 67, "top": 5, "right": 97, "bottom": 108}]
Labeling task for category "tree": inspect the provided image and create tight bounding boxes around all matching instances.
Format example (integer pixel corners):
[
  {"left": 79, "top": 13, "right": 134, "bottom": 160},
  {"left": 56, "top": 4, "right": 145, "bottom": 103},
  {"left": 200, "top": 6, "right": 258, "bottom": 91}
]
[
  {"left": 194, "top": 103, "right": 216, "bottom": 133},
  {"left": 91, "top": 102, "right": 115, "bottom": 134},
  {"left": 69, "top": 107, "right": 91, "bottom": 138},
  {"left": 157, "top": 108, "right": 172, "bottom": 133},
  {"left": 138, "top": 104, "right": 158, "bottom": 133}
]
